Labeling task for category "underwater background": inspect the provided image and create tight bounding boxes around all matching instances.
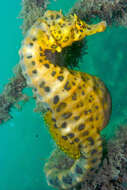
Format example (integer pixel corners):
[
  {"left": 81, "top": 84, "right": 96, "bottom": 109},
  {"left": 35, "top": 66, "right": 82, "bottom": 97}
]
[{"left": 0, "top": 0, "right": 127, "bottom": 190}]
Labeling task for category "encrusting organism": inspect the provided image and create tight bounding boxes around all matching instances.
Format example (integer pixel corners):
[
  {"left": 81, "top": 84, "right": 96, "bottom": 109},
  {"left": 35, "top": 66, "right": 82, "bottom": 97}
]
[
  {"left": 20, "top": 0, "right": 49, "bottom": 34},
  {"left": 70, "top": 0, "right": 127, "bottom": 27},
  {"left": 19, "top": 10, "right": 111, "bottom": 189},
  {"left": 0, "top": 65, "right": 27, "bottom": 123}
]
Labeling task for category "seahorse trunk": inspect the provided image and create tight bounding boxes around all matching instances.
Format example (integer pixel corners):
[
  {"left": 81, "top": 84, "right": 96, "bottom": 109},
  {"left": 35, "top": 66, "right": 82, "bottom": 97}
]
[{"left": 19, "top": 10, "right": 111, "bottom": 190}]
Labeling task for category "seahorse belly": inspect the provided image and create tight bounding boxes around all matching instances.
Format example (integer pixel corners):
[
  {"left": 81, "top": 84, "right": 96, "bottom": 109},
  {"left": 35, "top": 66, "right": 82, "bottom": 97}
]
[{"left": 19, "top": 10, "right": 111, "bottom": 189}]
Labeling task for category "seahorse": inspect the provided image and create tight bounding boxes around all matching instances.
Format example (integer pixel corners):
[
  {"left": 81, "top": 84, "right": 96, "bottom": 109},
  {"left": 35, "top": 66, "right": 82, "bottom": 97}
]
[{"left": 19, "top": 10, "right": 111, "bottom": 189}]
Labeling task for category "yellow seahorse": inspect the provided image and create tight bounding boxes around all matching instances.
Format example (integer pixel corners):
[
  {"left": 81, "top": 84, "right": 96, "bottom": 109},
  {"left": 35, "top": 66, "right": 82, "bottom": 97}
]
[{"left": 19, "top": 10, "right": 111, "bottom": 189}]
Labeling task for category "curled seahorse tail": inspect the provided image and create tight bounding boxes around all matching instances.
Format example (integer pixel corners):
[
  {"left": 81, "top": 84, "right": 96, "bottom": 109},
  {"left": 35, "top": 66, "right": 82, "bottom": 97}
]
[
  {"left": 44, "top": 134, "right": 102, "bottom": 189},
  {"left": 44, "top": 151, "right": 87, "bottom": 189}
]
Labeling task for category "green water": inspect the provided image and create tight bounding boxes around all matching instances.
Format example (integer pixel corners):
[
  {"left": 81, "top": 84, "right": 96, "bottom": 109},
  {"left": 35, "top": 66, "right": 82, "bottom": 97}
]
[{"left": 0, "top": 0, "right": 127, "bottom": 190}]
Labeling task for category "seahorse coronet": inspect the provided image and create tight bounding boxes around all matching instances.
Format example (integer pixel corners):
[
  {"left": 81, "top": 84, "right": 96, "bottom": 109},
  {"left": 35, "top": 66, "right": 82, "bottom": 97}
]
[{"left": 19, "top": 10, "right": 111, "bottom": 189}]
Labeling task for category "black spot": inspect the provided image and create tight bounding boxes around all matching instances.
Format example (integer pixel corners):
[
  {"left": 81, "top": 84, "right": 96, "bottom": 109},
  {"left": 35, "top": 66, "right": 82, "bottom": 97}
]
[
  {"left": 87, "top": 26, "right": 91, "bottom": 30},
  {"left": 84, "top": 110, "right": 88, "bottom": 115},
  {"left": 57, "top": 76, "right": 64, "bottom": 81},
  {"left": 72, "top": 82, "right": 75, "bottom": 85},
  {"left": 32, "top": 37, "right": 37, "bottom": 41},
  {"left": 72, "top": 93, "right": 77, "bottom": 100},
  {"left": 56, "top": 102, "right": 66, "bottom": 112},
  {"left": 80, "top": 29, "right": 83, "bottom": 33},
  {"left": 62, "top": 175, "right": 72, "bottom": 185},
  {"left": 75, "top": 165, "right": 83, "bottom": 174},
  {"left": 96, "top": 117, "right": 99, "bottom": 120},
  {"left": 53, "top": 95, "right": 59, "bottom": 104},
  {"left": 32, "top": 69, "right": 37, "bottom": 74},
  {"left": 87, "top": 137, "right": 94, "bottom": 145},
  {"left": 82, "top": 91, "right": 85, "bottom": 95},
  {"left": 74, "top": 138, "right": 79, "bottom": 142},
  {"left": 95, "top": 105, "right": 99, "bottom": 109},
  {"left": 61, "top": 122, "right": 67, "bottom": 128},
  {"left": 62, "top": 112, "right": 72, "bottom": 119},
  {"left": 78, "top": 86, "right": 81, "bottom": 89},
  {"left": 60, "top": 23, "right": 66, "bottom": 28},
  {"left": 44, "top": 86, "right": 50, "bottom": 92},
  {"left": 52, "top": 118, "right": 56, "bottom": 122},
  {"left": 74, "top": 116, "right": 80, "bottom": 120},
  {"left": 64, "top": 81, "right": 71, "bottom": 91},
  {"left": 31, "top": 61, "right": 35, "bottom": 65},
  {"left": 62, "top": 136, "right": 68, "bottom": 140},
  {"left": 68, "top": 133, "right": 74, "bottom": 138},
  {"left": 51, "top": 71, "right": 56, "bottom": 76},
  {"left": 91, "top": 149, "right": 97, "bottom": 155},
  {"left": 49, "top": 176, "right": 60, "bottom": 187},
  {"left": 27, "top": 55, "right": 32, "bottom": 59},
  {"left": 82, "top": 130, "right": 89, "bottom": 136},
  {"left": 39, "top": 81, "right": 45, "bottom": 88},
  {"left": 44, "top": 63, "right": 50, "bottom": 68},
  {"left": 40, "top": 53, "right": 43, "bottom": 56},
  {"left": 59, "top": 70, "right": 63, "bottom": 74},
  {"left": 78, "top": 124, "right": 85, "bottom": 131},
  {"left": 50, "top": 15, "right": 54, "bottom": 20},
  {"left": 39, "top": 46, "right": 42, "bottom": 51},
  {"left": 56, "top": 14, "right": 60, "bottom": 19},
  {"left": 29, "top": 42, "right": 33, "bottom": 46},
  {"left": 81, "top": 75, "right": 85, "bottom": 82},
  {"left": 54, "top": 124, "right": 58, "bottom": 128},
  {"left": 39, "top": 59, "right": 43, "bottom": 62}
]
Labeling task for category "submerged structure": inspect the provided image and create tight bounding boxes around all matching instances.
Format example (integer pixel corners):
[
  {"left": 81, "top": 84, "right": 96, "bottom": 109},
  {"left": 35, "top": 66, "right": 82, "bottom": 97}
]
[{"left": 19, "top": 10, "right": 111, "bottom": 189}]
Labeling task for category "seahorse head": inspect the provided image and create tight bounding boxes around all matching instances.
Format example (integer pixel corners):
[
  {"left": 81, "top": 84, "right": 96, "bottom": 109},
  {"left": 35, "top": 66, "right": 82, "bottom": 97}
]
[{"left": 42, "top": 10, "right": 107, "bottom": 52}]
